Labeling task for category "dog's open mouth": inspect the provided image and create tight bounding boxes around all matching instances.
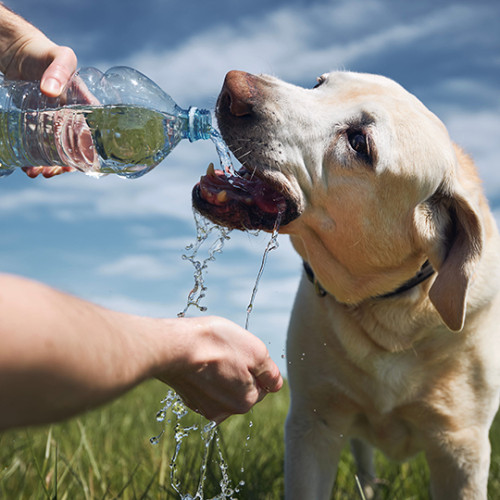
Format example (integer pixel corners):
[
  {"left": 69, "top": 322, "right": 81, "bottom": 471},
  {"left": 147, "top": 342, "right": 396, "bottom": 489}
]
[{"left": 192, "top": 162, "right": 300, "bottom": 231}]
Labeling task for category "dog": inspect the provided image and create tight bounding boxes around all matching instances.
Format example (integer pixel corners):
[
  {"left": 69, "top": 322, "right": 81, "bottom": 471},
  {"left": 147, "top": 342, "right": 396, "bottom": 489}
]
[{"left": 192, "top": 69, "right": 500, "bottom": 499}]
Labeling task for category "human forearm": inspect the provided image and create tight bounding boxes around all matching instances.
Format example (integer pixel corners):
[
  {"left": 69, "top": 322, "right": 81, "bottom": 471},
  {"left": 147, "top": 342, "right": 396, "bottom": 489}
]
[{"left": 0, "top": 273, "right": 161, "bottom": 429}]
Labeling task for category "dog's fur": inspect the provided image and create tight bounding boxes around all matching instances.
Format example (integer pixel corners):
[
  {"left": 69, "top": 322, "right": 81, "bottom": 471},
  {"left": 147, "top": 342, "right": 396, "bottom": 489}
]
[{"left": 210, "top": 70, "right": 500, "bottom": 499}]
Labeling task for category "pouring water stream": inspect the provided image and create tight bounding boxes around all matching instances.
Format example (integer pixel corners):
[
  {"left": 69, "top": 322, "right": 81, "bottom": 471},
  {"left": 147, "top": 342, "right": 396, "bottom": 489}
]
[{"left": 151, "top": 129, "right": 282, "bottom": 499}]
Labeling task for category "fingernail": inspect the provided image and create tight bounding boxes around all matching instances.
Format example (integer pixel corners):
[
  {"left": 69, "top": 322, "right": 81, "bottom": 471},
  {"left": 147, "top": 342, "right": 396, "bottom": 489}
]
[{"left": 42, "top": 78, "right": 62, "bottom": 97}]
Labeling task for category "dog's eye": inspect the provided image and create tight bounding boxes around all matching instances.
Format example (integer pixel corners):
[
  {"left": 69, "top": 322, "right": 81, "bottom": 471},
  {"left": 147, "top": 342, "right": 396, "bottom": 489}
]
[{"left": 347, "top": 130, "right": 370, "bottom": 160}]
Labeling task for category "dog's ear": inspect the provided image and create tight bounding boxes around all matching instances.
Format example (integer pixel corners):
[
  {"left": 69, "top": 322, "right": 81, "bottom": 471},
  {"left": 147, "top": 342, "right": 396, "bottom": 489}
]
[{"left": 427, "top": 191, "right": 483, "bottom": 332}]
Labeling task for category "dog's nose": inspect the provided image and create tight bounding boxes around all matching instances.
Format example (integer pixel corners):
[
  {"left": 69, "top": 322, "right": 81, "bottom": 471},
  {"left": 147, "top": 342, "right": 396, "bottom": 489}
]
[{"left": 220, "top": 70, "right": 255, "bottom": 117}]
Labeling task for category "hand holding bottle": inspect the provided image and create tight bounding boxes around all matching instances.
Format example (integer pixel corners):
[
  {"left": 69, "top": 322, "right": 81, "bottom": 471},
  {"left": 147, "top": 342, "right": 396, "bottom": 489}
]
[
  {"left": 0, "top": 3, "right": 78, "bottom": 178},
  {"left": 0, "top": 65, "right": 213, "bottom": 179}
]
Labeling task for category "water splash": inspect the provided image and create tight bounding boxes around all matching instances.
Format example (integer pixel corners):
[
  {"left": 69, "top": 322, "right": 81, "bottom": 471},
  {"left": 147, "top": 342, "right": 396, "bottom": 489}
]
[
  {"left": 154, "top": 211, "right": 283, "bottom": 499},
  {"left": 151, "top": 390, "right": 242, "bottom": 500},
  {"left": 154, "top": 116, "right": 283, "bottom": 496},
  {"left": 244, "top": 211, "right": 282, "bottom": 329},
  {"left": 177, "top": 211, "right": 232, "bottom": 317},
  {"left": 177, "top": 128, "right": 235, "bottom": 318}
]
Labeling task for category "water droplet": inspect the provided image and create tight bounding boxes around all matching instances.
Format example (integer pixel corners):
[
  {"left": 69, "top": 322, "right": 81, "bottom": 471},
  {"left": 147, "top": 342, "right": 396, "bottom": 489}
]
[
  {"left": 149, "top": 430, "right": 164, "bottom": 445},
  {"left": 156, "top": 410, "right": 166, "bottom": 422},
  {"left": 203, "top": 421, "right": 217, "bottom": 434}
]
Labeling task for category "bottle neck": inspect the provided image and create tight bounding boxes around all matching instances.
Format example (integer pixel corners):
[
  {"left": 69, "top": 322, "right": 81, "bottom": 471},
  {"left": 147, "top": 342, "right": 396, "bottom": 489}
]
[{"left": 186, "top": 107, "right": 212, "bottom": 142}]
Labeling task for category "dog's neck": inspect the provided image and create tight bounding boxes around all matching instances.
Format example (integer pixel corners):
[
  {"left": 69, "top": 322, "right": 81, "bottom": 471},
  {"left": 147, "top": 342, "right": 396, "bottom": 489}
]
[{"left": 302, "top": 260, "right": 435, "bottom": 300}]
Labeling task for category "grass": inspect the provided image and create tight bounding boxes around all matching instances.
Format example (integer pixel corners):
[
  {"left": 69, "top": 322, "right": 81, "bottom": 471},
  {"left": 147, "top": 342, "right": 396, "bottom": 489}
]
[{"left": 1, "top": 379, "right": 499, "bottom": 499}]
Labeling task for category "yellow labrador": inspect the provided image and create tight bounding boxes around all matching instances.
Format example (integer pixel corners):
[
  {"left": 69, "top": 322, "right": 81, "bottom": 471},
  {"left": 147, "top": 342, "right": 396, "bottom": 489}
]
[{"left": 193, "top": 70, "right": 500, "bottom": 499}]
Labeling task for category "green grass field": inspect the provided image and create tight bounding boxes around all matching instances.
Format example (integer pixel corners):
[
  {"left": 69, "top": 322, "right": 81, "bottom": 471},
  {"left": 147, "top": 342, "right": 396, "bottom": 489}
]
[{"left": 1, "top": 379, "right": 500, "bottom": 499}]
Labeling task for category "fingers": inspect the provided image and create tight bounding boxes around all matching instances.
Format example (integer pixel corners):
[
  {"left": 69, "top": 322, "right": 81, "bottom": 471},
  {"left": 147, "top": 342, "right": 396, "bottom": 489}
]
[
  {"left": 40, "top": 46, "right": 77, "bottom": 97},
  {"left": 253, "top": 359, "right": 283, "bottom": 396},
  {"left": 21, "top": 166, "right": 76, "bottom": 178}
]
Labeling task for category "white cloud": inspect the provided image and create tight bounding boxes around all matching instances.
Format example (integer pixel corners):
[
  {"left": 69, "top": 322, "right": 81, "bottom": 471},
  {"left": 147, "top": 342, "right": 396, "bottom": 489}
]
[
  {"left": 97, "top": 254, "right": 181, "bottom": 280},
  {"left": 112, "top": 1, "right": 491, "bottom": 106},
  {"left": 0, "top": 185, "right": 78, "bottom": 211}
]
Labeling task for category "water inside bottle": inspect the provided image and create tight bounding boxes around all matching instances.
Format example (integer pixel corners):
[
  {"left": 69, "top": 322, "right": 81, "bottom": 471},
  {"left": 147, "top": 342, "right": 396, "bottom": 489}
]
[
  {"left": 83, "top": 105, "right": 184, "bottom": 177},
  {"left": 1, "top": 103, "right": 232, "bottom": 180},
  {"left": 0, "top": 105, "right": 184, "bottom": 178}
]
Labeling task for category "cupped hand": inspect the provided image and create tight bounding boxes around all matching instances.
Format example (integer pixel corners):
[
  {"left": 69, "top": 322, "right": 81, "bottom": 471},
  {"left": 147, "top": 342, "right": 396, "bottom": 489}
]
[{"left": 156, "top": 316, "right": 283, "bottom": 424}]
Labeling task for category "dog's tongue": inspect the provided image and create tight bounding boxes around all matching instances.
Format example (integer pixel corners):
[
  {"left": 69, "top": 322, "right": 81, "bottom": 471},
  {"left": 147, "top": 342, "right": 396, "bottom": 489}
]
[{"left": 199, "top": 163, "right": 287, "bottom": 214}]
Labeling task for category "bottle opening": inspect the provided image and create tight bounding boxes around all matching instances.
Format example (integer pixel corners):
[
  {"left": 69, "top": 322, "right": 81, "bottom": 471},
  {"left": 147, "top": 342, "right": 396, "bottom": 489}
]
[{"left": 188, "top": 107, "right": 212, "bottom": 142}]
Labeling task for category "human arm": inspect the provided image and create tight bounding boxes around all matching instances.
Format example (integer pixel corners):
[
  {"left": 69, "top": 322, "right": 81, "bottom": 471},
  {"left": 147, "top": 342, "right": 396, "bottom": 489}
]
[
  {"left": 0, "top": 273, "right": 283, "bottom": 430},
  {"left": 0, "top": 2, "right": 77, "bottom": 177}
]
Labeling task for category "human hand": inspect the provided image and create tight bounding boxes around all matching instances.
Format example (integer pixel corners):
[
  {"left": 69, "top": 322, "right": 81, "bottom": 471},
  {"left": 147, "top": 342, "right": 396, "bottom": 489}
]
[
  {"left": 0, "top": 5, "right": 78, "bottom": 178},
  {"left": 1, "top": 19, "right": 77, "bottom": 96},
  {"left": 16, "top": 38, "right": 78, "bottom": 179},
  {"left": 156, "top": 316, "right": 283, "bottom": 424}
]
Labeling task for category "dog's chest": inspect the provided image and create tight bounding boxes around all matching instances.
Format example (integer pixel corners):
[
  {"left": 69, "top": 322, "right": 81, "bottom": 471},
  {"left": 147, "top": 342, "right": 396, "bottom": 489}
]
[
  {"left": 346, "top": 352, "right": 427, "bottom": 459},
  {"left": 367, "top": 350, "right": 423, "bottom": 413}
]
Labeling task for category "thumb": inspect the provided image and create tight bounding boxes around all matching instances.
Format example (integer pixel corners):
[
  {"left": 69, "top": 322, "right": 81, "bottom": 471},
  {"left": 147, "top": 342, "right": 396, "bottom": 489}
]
[{"left": 40, "top": 46, "right": 77, "bottom": 97}]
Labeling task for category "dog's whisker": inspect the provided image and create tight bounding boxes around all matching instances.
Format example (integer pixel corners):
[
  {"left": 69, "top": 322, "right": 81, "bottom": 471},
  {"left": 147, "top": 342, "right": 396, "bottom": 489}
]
[{"left": 237, "top": 150, "right": 253, "bottom": 160}]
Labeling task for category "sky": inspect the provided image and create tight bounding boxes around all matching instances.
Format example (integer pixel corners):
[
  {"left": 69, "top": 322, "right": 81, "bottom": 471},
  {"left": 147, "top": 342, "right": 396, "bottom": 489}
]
[{"left": 1, "top": 0, "right": 499, "bottom": 376}]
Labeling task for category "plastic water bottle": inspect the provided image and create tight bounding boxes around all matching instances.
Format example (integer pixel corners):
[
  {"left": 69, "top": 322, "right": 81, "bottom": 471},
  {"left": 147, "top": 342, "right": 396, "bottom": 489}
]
[{"left": 0, "top": 66, "right": 212, "bottom": 178}]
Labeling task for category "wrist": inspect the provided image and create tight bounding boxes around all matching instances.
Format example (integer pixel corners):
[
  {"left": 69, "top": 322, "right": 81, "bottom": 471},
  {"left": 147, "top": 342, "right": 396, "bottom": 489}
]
[
  {"left": 143, "top": 317, "right": 189, "bottom": 382},
  {"left": 0, "top": 6, "right": 30, "bottom": 71},
  {"left": 0, "top": 5, "right": 50, "bottom": 76}
]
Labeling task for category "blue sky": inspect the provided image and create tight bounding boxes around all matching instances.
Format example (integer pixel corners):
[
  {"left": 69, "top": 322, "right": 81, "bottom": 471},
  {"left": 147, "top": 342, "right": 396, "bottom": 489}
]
[{"left": 1, "top": 0, "right": 499, "bottom": 375}]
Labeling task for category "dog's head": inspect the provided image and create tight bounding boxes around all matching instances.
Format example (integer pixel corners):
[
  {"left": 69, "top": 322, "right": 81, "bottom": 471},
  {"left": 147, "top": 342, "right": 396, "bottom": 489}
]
[{"left": 193, "top": 70, "right": 487, "bottom": 331}]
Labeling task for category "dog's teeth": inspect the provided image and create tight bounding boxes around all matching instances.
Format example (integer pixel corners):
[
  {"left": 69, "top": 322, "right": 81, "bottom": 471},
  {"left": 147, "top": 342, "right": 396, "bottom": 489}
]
[
  {"left": 206, "top": 162, "right": 216, "bottom": 176},
  {"left": 217, "top": 190, "right": 228, "bottom": 203}
]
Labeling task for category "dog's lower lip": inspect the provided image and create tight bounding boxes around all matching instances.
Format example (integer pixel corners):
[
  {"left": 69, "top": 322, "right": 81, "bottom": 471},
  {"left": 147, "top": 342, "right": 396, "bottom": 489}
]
[{"left": 192, "top": 161, "right": 293, "bottom": 231}]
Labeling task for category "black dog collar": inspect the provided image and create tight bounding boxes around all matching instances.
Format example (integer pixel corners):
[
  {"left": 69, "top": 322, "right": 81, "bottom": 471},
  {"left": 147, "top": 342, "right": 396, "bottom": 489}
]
[{"left": 302, "top": 260, "right": 435, "bottom": 300}]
